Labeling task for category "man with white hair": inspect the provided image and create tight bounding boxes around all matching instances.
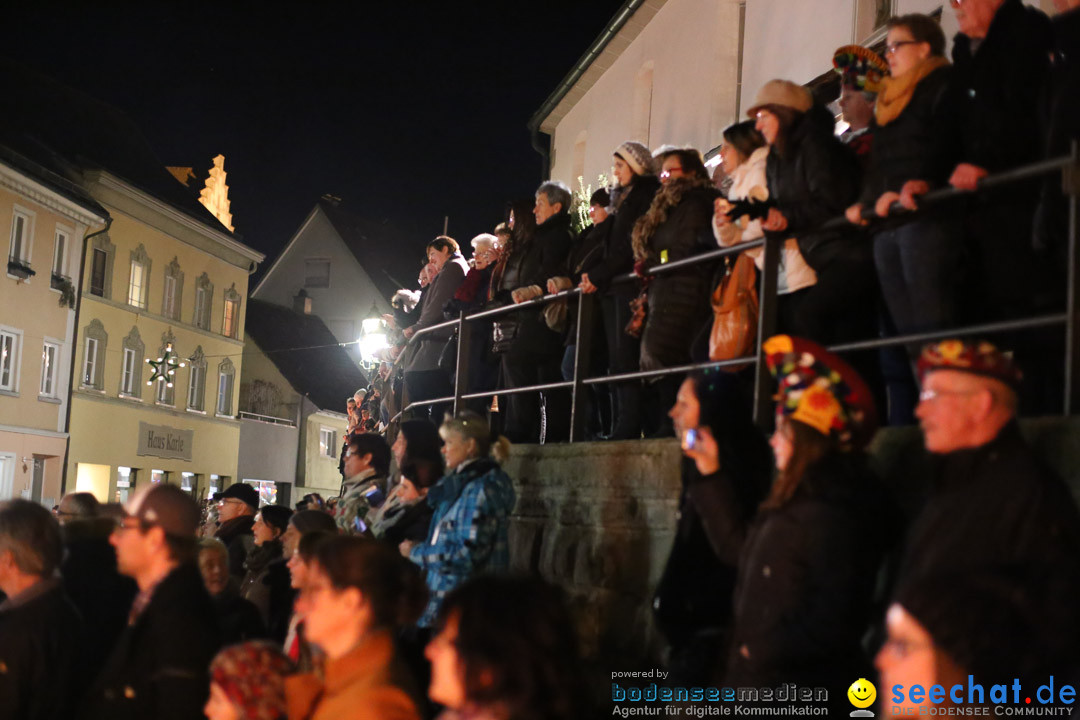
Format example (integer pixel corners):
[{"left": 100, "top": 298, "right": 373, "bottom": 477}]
[{"left": 0, "top": 499, "right": 82, "bottom": 720}]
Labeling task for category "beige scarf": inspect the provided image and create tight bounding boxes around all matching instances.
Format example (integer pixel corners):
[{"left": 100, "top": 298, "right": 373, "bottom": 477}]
[{"left": 875, "top": 56, "right": 949, "bottom": 126}]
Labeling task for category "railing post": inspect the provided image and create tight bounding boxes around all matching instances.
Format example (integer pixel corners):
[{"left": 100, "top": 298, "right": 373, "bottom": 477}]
[
  {"left": 753, "top": 234, "right": 781, "bottom": 428},
  {"left": 1064, "top": 140, "right": 1080, "bottom": 415},
  {"left": 569, "top": 291, "right": 595, "bottom": 443},
  {"left": 453, "top": 311, "right": 472, "bottom": 416}
]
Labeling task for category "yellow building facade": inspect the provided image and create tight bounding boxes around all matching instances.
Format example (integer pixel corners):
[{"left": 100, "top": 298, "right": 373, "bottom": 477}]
[
  {"left": 0, "top": 160, "right": 107, "bottom": 505},
  {"left": 67, "top": 170, "right": 263, "bottom": 504}
]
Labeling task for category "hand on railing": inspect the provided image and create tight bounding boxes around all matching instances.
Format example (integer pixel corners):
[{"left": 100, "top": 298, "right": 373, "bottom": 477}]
[
  {"left": 949, "top": 163, "right": 989, "bottom": 191},
  {"left": 761, "top": 208, "right": 788, "bottom": 232},
  {"left": 511, "top": 285, "right": 544, "bottom": 304},
  {"left": 546, "top": 277, "right": 573, "bottom": 295},
  {"left": 845, "top": 203, "right": 869, "bottom": 226},
  {"left": 579, "top": 273, "right": 598, "bottom": 294},
  {"left": 899, "top": 180, "right": 930, "bottom": 210}
]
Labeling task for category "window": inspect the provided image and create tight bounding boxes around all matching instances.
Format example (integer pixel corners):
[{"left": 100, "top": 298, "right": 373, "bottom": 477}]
[
  {"left": 119, "top": 326, "right": 144, "bottom": 398},
  {"left": 161, "top": 257, "right": 183, "bottom": 320},
  {"left": 51, "top": 227, "right": 70, "bottom": 289},
  {"left": 319, "top": 428, "right": 336, "bottom": 458},
  {"left": 151, "top": 469, "right": 166, "bottom": 484},
  {"left": 154, "top": 332, "right": 177, "bottom": 406},
  {"left": 121, "top": 348, "right": 136, "bottom": 395},
  {"left": 128, "top": 260, "right": 147, "bottom": 308},
  {"left": 40, "top": 342, "right": 59, "bottom": 397},
  {"left": 116, "top": 466, "right": 136, "bottom": 504},
  {"left": 222, "top": 283, "right": 241, "bottom": 339},
  {"left": 187, "top": 346, "right": 206, "bottom": 411},
  {"left": 0, "top": 329, "right": 19, "bottom": 392},
  {"left": 8, "top": 209, "right": 32, "bottom": 266},
  {"left": 223, "top": 298, "right": 239, "bottom": 338},
  {"left": 216, "top": 358, "right": 235, "bottom": 416},
  {"left": 155, "top": 377, "right": 171, "bottom": 404},
  {"left": 194, "top": 273, "right": 213, "bottom": 330},
  {"left": 305, "top": 258, "right": 330, "bottom": 288},
  {"left": 81, "top": 319, "right": 107, "bottom": 390},
  {"left": 127, "top": 244, "right": 152, "bottom": 310}
]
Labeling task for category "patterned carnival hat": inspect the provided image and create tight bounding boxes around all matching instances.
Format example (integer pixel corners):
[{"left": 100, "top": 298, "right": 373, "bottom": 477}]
[
  {"left": 209, "top": 641, "right": 294, "bottom": 720},
  {"left": 832, "top": 45, "right": 888, "bottom": 93},
  {"left": 764, "top": 335, "right": 878, "bottom": 449},
  {"left": 916, "top": 339, "right": 1022, "bottom": 390}
]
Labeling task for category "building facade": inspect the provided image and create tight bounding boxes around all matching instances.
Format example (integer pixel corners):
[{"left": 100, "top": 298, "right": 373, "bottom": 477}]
[
  {"left": 0, "top": 156, "right": 107, "bottom": 505},
  {"left": 67, "top": 170, "right": 263, "bottom": 504}
]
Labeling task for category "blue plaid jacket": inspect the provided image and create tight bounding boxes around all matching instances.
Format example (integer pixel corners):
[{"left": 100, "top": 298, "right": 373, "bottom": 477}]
[{"left": 409, "top": 457, "right": 516, "bottom": 627}]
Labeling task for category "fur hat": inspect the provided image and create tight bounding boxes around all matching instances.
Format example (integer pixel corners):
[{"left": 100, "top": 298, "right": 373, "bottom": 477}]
[
  {"left": 916, "top": 339, "right": 1022, "bottom": 390},
  {"left": 746, "top": 79, "right": 813, "bottom": 117},
  {"left": 613, "top": 141, "right": 655, "bottom": 177},
  {"left": 764, "top": 335, "right": 877, "bottom": 449}
]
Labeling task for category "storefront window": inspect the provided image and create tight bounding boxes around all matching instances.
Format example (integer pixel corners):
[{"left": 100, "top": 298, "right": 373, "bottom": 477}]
[
  {"left": 244, "top": 479, "right": 277, "bottom": 506},
  {"left": 151, "top": 469, "right": 167, "bottom": 484},
  {"left": 116, "top": 466, "right": 136, "bottom": 504},
  {"left": 208, "top": 474, "right": 222, "bottom": 500},
  {"left": 181, "top": 472, "right": 195, "bottom": 496}
]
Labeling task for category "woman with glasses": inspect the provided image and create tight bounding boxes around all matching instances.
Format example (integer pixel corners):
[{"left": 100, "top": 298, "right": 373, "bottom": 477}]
[
  {"left": 845, "top": 15, "right": 960, "bottom": 423},
  {"left": 285, "top": 535, "right": 427, "bottom": 720}
]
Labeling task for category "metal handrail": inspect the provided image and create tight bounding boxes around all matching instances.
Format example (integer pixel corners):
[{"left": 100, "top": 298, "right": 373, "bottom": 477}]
[{"left": 390, "top": 145, "right": 1079, "bottom": 437}]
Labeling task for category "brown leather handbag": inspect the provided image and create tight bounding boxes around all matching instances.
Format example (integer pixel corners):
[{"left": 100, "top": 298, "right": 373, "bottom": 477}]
[{"left": 709, "top": 252, "right": 758, "bottom": 363}]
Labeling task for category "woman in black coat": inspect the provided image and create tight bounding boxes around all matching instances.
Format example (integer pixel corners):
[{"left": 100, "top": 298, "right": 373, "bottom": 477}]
[
  {"left": 749, "top": 80, "right": 876, "bottom": 347},
  {"left": 580, "top": 141, "right": 661, "bottom": 440},
  {"left": 654, "top": 369, "right": 771, "bottom": 686},
  {"left": 632, "top": 147, "right": 720, "bottom": 433},
  {"left": 725, "top": 336, "right": 891, "bottom": 716}
]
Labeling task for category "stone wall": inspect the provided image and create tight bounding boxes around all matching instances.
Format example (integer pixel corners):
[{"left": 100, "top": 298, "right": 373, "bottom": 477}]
[{"left": 501, "top": 418, "right": 1080, "bottom": 667}]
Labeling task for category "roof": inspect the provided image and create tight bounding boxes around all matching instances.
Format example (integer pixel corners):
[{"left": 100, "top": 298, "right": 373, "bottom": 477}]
[
  {"left": 528, "top": 0, "right": 668, "bottom": 135},
  {"left": 244, "top": 298, "right": 368, "bottom": 412},
  {"left": 0, "top": 57, "right": 248, "bottom": 240},
  {"left": 316, "top": 198, "right": 425, "bottom": 303},
  {"left": 0, "top": 141, "right": 109, "bottom": 222}
]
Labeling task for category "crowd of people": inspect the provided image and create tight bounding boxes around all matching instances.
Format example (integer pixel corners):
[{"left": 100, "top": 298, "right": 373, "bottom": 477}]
[
  {"left": 2, "top": 1, "right": 1080, "bottom": 719},
  {"left": 364, "top": 0, "right": 1079, "bottom": 442}
]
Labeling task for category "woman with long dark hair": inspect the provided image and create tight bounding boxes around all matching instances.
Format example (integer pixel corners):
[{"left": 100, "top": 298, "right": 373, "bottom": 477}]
[
  {"left": 654, "top": 369, "right": 772, "bottom": 685},
  {"left": 579, "top": 141, "right": 662, "bottom": 439},
  {"left": 285, "top": 536, "right": 427, "bottom": 720},
  {"left": 426, "top": 575, "right": 590, "bottom": 720},
  {"left": 725, "top": 336, "right": 890, "bottom": 715}
]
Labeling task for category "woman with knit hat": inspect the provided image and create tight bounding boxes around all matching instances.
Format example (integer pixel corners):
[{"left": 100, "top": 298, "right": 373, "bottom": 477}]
[
  {"left": 205, "top": 641, "right": 294, "bottom": 720},
  {"left": 844, "top": 16, "right": 961, "bottom": 402},
  {"left": 578, "top": 141, "right": 661, "bottom": 439},
  {"left": 632, "top": 146, "right": 721, "bottom": 435},
  {"left": 748, "top": 79, "right": 877, "bottom": 350},
  {"left": 724, "top": 336, "right": 892, "bottom": 714}
]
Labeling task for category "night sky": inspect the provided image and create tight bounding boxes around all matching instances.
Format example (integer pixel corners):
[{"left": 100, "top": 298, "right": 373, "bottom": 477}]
[{"left": 5, "top": 1, "right": 624, "bottom": 272}]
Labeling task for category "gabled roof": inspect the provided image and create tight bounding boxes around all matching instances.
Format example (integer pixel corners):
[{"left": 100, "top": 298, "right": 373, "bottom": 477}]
[
  {"left": 0, "top": 57, "right": 244, "bottom": 239},
  {"left": 317, "top": 198, "right": 424, "bottom": 303},
  {"left": 0, "top": 141, "right": 109, "bottom": 222},
  {"left": 244, "top": 298, "right": 368, "bottom": 413}
]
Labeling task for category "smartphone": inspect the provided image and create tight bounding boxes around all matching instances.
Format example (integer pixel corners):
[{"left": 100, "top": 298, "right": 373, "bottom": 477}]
[
  {"left": 683, "top": 428, "right": 698, "bottom": 451},
  {"left": 363, "top": 485, "right": 387, "bottom": 509}
]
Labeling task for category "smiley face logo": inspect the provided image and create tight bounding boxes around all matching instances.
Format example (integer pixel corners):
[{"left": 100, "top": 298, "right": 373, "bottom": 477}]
[{"left": 848, "top": 678, "right": 877, "bottom": 714}]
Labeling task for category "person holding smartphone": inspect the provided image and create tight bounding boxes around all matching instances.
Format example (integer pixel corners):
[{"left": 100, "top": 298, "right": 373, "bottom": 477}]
[{"left": 653, "top": 370, "right": 772, "bottom": 686}]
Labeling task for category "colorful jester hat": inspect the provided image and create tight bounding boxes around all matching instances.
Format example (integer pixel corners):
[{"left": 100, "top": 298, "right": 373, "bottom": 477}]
[
  {"left": 832, "top": 45, "right": 888, "bottom": 93},
  {"left": 916, "top": 339, "right": 1022, "bottom": 390},
  {"left": 763, "top": 335, "right": 878, "bottom": 449}
]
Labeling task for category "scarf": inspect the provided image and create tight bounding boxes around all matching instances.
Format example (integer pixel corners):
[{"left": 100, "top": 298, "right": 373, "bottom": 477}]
[
  {"left": 631, "top": 175, "right": 716, "bottom": 263},
  {"left": 875, "top": 56, "right": 949, "bottom": 126}
]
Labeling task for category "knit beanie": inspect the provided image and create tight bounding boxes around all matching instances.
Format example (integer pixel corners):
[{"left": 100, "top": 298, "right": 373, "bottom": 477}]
[
  {"left": 614, "top": 141, "right": 655, "bottom": 177},
  {"left": 210, "top": 641, "right": 294, "bottom": 720}
]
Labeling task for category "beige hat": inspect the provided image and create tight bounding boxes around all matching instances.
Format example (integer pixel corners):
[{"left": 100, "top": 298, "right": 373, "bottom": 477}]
[{"left": 746, "top": 80, "right": 813, "bottom": 118}]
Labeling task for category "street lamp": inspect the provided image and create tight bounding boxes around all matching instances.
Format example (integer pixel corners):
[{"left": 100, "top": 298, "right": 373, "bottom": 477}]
[{"left": 357, "top": 317, "right": 389, "bottom": 370}]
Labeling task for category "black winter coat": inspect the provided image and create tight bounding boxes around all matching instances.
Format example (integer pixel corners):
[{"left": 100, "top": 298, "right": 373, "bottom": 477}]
[
  {"left": 559, "top": 218, "right": 609, "bottom": 347},
  {"left": 0, "top": 580, "right": 82, "bottom": 720},
  {"left": 726, "top": 453, "right": 889, "bottom": 696},
  {"left": 380, "top": 500, "right": 436, "bottom": 547},
  {"left": 239, "top": 540, "right": 293, "bottom": 641},
  {"left": 491, "top": 212, "right": 572, "bottom": 356},
  {"left": 765, "top": 105, "right": 865, "bottom": 272},
  {"left": 212, "top": 583, "right": 266, "bottom": 645},
  {"left": 81, "top": 563, "right": 221, "bottom": 720},
  {"left": 861, "top": 65, "right": 959, "bottom": 203},
  {"left": 639, "top": 183, "right": 720, "bottom": 370},
  {"left": 215, "top": 514, "right": 255, "bottom": 581},
  {"left": 586, "top": 175, "right": 662, "bottom": 296},
  {"left": 897, "top": 422, "right": 1080, "bottom": 673}
]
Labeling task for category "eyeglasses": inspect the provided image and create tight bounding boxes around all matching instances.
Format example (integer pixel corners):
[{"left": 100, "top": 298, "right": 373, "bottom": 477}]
[
  {"left": 114, "top": 517, "right": 148, "bottom": 532},
  {"left": 885, "top": 40, "right": 919, "bottom": 55},
  {"left": 217, "top": 497, "right": 246, "bottom": 507},
  {"left": 948, "top": 0, "right": 966, "bottom": 7},
  {"left": 918, "top": 388, "right": 979, "bottom": 402},
  {"left": 879, "top": 638, "right": 933, "bottom": 659},
  {"left": 344, "top": 450, "right": 357, "bottom": 458},
  {"left": 659, "top": 167, "right": 684, "bottom": 180}
]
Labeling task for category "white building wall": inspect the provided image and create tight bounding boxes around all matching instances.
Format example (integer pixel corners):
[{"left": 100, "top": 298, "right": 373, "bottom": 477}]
[
  {"left": 252, "top": 208, "right": 392, "bottom": 349},
  {"left": 548, "top": 0, "right": 743, "bottom": 191}
]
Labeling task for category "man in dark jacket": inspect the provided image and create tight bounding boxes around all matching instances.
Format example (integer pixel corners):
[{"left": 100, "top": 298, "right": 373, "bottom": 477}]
[
  {"left": 404, "top": 235, "right": 468, "bottom": 424},
  {"left": 900, "top": 339, "right": 1080, "bottom": 677},
  {"left": 82, "top": 484, "right": 220, "bottom": 720},
  {"left": 213, "top": 481, "right": 258, "bottom": 580},
  {"left": 0, "top": 499, "right": 82, "bottom": 720},
  {"left": 496, "top": 181, "right": 573, "bottom": 443}
]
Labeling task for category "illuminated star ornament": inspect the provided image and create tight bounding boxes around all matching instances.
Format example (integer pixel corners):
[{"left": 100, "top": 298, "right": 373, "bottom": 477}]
[{"left": 146, "top": 342, "right": 187, "bottom": 387}]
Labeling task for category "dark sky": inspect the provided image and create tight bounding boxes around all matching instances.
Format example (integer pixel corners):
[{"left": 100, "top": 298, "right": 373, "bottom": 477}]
[{"left": 5, "top": 1, "right": 624, "bottom": 269}]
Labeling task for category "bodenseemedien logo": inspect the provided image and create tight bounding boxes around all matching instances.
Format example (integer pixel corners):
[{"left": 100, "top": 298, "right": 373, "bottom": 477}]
[{"left": 849, "top": 679, "right": 877, "bottom": 717}]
